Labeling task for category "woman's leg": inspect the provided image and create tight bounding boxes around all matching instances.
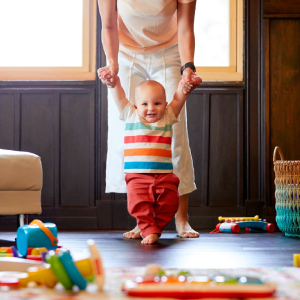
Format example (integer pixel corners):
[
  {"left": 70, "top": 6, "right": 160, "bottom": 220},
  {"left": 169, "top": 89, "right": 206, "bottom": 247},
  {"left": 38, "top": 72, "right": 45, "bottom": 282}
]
[{"left": 175, "top": 194, "right": 199, "bottom": 238}]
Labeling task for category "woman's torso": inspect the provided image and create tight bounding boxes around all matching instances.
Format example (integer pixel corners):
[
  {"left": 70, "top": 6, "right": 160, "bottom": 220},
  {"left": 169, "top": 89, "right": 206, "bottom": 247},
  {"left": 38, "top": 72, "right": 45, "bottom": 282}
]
[{"left": 117, "top": 0, "right": 179, "bottom": 54}]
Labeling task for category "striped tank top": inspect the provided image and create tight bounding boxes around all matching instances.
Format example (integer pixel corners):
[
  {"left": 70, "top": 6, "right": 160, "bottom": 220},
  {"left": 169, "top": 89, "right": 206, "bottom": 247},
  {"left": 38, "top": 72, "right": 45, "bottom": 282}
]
[{"left": 120, "top": 102, "right": 179, "bottom": 173}]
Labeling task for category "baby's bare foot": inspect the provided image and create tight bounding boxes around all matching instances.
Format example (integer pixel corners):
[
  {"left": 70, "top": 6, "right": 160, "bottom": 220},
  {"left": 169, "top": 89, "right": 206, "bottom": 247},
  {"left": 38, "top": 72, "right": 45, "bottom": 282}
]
[
  {"left": 141, "top": 233, "right": 159, "bottom": 245},
  {"left": 176, "top": 219, "right": 200, "bottom": 238},
  {"left": 123, "top": 225, "right": 142, "bottom": 239}
]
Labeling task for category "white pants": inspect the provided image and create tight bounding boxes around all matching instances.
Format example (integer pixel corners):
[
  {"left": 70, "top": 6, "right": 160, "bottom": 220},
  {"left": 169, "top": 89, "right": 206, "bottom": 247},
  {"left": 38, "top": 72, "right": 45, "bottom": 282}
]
[{"left": 106, "top": 43, "right": 196, "bottom": 195}]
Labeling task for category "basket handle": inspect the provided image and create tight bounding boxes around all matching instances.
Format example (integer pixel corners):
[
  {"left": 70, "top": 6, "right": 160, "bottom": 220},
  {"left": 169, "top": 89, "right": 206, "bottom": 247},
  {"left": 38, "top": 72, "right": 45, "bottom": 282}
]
[
  {"left": 30, "top": 219, "right": 58, "bottom": 246},
  {"left": 273, "top": 146, "right": 285, "bottom": 162}
]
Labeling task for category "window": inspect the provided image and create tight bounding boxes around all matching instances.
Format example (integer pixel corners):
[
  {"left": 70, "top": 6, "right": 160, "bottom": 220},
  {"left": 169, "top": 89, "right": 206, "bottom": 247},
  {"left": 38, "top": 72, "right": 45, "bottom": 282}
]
[
  {"left": 194, "top": 0, "right": 243, "bottom": 81},
  {"left": 0, "top": 0, "right": 97, "bottom": 80}
]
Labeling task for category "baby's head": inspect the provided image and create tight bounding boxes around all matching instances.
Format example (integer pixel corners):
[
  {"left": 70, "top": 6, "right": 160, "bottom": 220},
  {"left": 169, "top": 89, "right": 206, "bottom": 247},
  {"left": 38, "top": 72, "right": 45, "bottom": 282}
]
[{"left": 134, "top": 80, "right": 167, "bottom": 123}]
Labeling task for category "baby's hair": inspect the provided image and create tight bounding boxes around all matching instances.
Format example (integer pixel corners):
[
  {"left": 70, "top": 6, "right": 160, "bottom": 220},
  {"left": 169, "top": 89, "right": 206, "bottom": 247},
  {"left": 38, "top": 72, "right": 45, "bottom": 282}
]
[{"left": 135, "top": 80, "right": 166, "bottom": 102}]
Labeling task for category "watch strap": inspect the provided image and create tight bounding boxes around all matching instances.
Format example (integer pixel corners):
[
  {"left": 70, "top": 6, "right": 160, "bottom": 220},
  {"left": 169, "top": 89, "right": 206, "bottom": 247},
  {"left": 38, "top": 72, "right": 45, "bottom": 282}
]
[{"left": 180, "top": 62, "right": 196, "bottom": 75}]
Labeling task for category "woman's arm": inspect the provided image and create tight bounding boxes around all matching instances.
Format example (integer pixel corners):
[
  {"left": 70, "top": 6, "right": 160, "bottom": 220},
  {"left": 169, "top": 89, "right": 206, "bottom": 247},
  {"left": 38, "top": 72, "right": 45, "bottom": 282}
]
[
  {"left": 97, "top": 0, "right": 119, "bottom": 86},
  {"left": 177, "top": 1, "right": 202, "bottom": 92}
]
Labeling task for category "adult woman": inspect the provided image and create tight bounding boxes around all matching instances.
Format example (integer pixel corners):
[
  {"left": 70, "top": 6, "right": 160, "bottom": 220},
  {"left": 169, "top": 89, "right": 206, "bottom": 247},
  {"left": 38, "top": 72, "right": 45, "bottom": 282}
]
[{"left": 98, "top": 0, "right": 201, "bottom": 238}]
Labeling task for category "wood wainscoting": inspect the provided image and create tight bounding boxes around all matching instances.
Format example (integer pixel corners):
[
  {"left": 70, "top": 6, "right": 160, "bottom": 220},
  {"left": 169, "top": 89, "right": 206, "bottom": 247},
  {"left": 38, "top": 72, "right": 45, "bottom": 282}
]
[
  {"left": 0, "top": 82, "right": 97, "bottom": 229},
  {"left": 262, "top": 0, "right": 300, "bottom": 216}
]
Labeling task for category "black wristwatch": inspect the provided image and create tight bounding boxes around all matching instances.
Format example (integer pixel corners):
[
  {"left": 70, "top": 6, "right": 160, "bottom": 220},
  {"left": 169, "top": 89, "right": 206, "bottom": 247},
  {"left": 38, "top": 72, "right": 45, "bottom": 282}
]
[{"left": 180, "top": 62, "right": 196, "bottom": 75}]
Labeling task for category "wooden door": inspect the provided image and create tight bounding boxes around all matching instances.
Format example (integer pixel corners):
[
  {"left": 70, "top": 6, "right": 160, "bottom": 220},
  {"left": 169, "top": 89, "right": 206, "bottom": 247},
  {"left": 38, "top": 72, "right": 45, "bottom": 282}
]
[{"left": 263, "top": 0, "right": 300, "bottom": 213}]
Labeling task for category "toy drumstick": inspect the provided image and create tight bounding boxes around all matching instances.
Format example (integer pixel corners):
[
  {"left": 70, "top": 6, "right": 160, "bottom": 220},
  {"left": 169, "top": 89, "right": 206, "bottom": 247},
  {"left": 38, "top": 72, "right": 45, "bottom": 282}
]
[
  {"left": 218, "top": 215, "right": 259, "bottom": 222},
  {"left": 87, "top": 240, "right": 105, "bottom": 291}
]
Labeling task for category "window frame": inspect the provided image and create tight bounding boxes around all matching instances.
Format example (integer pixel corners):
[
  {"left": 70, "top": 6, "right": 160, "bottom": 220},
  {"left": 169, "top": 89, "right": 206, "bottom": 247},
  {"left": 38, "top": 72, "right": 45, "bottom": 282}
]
[
  {"left": 196, "top": 0, "right": 243, "bottom": 81},
  {"left": 0, "top": 0, "right": 97, "bottom": 81}
]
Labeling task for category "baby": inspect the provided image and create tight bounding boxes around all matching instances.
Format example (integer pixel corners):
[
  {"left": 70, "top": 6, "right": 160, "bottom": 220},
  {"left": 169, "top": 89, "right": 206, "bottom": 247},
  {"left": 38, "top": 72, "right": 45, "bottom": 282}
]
[{"left": 100, "top": 70, "right": 196, "bottom": 244}]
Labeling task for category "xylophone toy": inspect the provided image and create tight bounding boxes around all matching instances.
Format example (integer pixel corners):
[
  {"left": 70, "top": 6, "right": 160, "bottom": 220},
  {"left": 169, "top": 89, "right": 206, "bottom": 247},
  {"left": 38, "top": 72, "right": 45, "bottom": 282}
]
[
  {"left": 0, "top": 240, "right": 104, "bottom": 291},
  {"left": 213, "top": 215, "right": 275, "bottom": 233},
  {"left": 122, "top": 264, "right": 276, "bottom": 299}
]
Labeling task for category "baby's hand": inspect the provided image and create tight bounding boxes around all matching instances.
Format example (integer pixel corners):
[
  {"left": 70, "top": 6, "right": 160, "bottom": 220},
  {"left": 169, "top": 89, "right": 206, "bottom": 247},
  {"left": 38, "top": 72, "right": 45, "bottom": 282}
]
[
  {"left": 97, "top": 65, "right": 118, "bottom": 88},
  {"left": 180, "top": 78, "right": 193, "bottom": 95},
  {"left": 181, "top": 74, "right": 201, "bottom": 95},
  {"left": 190, "top": 74, "right": 202, "bottom": 86},
  {"left": 98, "top": 69, "right": 111, "bottom": 80}
]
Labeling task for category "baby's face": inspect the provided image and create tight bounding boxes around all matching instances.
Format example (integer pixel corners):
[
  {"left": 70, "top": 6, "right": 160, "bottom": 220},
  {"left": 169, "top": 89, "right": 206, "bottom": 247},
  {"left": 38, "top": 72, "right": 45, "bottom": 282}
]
[{"left": 135, "top": 82, "right": 167, "bottom": 123}]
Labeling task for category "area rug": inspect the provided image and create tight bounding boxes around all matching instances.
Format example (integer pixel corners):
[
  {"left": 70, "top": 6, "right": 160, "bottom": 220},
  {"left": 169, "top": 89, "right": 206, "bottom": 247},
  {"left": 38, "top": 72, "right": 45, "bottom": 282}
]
[{"left": 1, "top": 266, "right": 300, "bottom": 299}]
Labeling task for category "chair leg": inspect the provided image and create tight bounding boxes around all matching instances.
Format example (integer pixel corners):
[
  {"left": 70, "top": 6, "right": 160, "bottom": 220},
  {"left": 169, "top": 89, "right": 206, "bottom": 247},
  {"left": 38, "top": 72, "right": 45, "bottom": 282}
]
[{"left": 17, "top": 214, "right": 29, "bottom": 227}]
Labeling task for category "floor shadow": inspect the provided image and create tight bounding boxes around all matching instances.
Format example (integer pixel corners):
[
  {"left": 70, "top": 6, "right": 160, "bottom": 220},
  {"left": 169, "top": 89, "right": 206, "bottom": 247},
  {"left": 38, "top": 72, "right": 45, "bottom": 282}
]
[
  {"left": 120, "top": 237, "right": 181, "bottom": 249},
  {"left": 0, "top": 239, "right": 16, "bottom": 247}
]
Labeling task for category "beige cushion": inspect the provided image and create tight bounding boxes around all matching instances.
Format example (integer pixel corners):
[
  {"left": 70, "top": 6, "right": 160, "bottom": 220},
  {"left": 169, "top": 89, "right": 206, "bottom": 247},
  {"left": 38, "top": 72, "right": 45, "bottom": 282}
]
[
  {"left": 0, "top": 149, "right": 42, "bottom": 191},
  {"left": 0, "top": 191, "right": 42, "bottom": 214}
]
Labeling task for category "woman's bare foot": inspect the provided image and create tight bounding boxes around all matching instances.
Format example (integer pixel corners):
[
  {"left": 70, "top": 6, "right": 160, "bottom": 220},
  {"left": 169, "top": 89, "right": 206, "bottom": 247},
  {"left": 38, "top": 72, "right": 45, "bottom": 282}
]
[
  {"left": 141, "top": 233, "right": 159, "bottom": 245},
  {"left": 175, "top": 218, "right": 200, "bottom": 238},
  {"left": 175, "top": 194, "right": 200, "bottom": 238},
  {"left": 123, "top": 225, "right": 142, "bottom": 239}
]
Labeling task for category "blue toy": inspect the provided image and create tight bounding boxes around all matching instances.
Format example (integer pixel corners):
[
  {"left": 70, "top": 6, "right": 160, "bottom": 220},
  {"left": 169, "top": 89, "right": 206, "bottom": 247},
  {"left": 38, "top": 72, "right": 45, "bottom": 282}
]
[{"left": 17, "top": 219, "right": 58, "bottom": 256}]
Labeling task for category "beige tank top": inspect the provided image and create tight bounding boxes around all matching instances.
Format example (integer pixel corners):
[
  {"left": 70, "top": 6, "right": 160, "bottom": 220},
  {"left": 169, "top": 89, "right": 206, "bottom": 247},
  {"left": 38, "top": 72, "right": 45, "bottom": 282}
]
[{"left": 117, "top": 0, "right": 195, "bottom": 54}]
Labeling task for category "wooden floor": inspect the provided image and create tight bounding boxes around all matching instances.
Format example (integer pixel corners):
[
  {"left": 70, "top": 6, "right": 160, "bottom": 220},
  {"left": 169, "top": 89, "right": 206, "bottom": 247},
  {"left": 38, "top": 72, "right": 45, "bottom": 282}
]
[{"left": 1, "top": 231, "right": 300, "bottom": 269}]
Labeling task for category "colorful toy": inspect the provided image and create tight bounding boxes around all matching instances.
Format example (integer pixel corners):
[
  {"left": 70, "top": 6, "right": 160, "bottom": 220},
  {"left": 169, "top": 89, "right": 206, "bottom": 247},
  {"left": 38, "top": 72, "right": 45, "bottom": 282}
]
[
  {"left": 88, "top": 239, "right": 105, "bottom": 290},
  {"left": 17, "top": 219, "right": 58, "bottom": 256},
  {"left": 293, "top": 254, "right": 300, "bottom": 267},
  {"left": 218, "top": 215, "right": 259, "bottom": 222},
  {"left": 213, "top": 216, "right": 275, "bottom": 233},
  {"left": 22, "top": 247, "right": 49, "bottom": 261},
  {"left": 0, "top": 239, "right": 104, "bottom": 292},
  {"left": 0, "top": 247, "right": 19, "bottom": 257},
  {"left": 122, "top": 265, "right": 276, "bottom": 298}
]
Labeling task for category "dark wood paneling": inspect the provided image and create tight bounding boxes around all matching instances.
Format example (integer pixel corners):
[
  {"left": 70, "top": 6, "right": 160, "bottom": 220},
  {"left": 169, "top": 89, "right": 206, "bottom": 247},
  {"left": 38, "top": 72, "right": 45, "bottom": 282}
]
[
  {"left": 209, "top": 93, "right": 239, "bottom": 207},
  {"left": 187, "top": 93, "right": 206, "bottom": 207},
  {"left": 263, "top": 0, "right": 300, "bottom": 15},
  {"left": 97, "top": 201, "right": 113, "bottom": 229},
  {"left": 268, "top": 19, "right": 300, "bottom": 206},
  {"left": 0, "top": 84, "right": 97, "bottom": 230},
  {"left": 38, "top": 207, "right": 97, "bottom": 229},
  {"left": 60, "top": 92, "right": 95, "bottom": 207},
  {"left": 112, "top": 201, "right": 136, "bottom": 229},
  {"left": 189, "top": 206, "right": 247, "bottom": 229},
  {"left": 0, "top": 94, "right": 15, "bottom": 150},
  {"left": 247, "top": 0, "right": 261, "bottom": 203},
  {"left": 20, "top": 93, "right": 56, "bottom": 207}
]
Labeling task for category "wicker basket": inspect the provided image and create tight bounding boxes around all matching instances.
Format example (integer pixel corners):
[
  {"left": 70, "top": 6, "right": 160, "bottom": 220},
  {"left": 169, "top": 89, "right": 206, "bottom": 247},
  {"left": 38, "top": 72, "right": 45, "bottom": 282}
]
[{"left": 273, "top": 146, "right": 300, "bottom": 237}]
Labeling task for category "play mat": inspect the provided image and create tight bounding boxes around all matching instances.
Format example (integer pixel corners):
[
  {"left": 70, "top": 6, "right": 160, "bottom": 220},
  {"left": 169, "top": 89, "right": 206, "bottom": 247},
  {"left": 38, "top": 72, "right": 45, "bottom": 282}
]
[{"left": 1, "top": 266, "right": 300, "bottom": 300}]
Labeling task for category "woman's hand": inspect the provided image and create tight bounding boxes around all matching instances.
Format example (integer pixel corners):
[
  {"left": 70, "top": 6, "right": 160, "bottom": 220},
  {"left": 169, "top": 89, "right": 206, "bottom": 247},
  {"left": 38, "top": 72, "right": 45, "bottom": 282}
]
[
  {"left": 181, "top": 68, "right": 202, "bottom": 95},
  {"left": 97, "top": 63, "right": 119, "bottom": 88}
]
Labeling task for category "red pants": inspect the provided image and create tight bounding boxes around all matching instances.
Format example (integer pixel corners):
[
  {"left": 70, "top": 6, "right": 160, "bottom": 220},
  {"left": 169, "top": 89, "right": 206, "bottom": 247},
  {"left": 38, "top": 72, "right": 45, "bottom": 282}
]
[{"left": 125, "top": 173, "right": 180, "bottom": 238}]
